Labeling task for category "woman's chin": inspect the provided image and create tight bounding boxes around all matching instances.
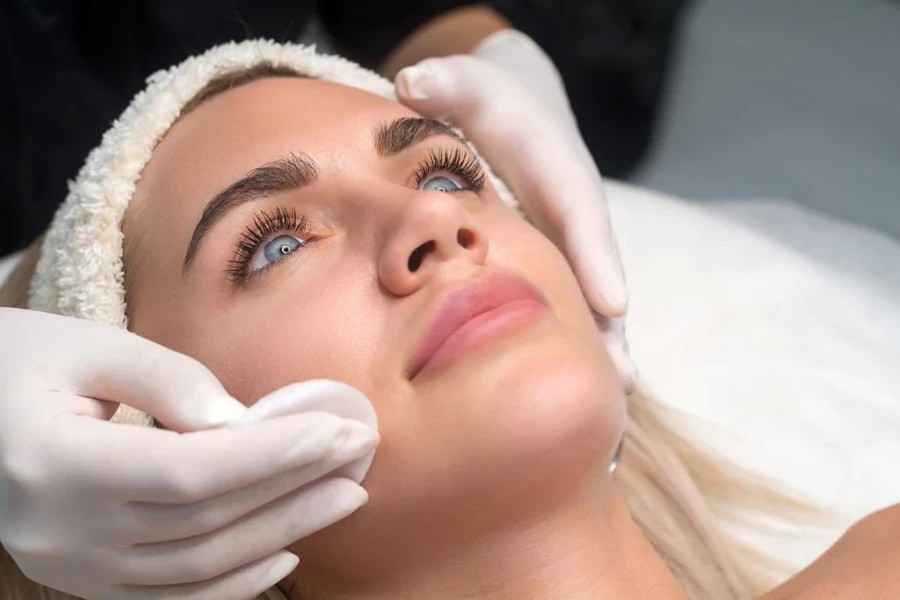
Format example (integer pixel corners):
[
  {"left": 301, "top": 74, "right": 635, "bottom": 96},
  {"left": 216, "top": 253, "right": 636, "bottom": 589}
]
[
  {"left": 291, "top": 330, "right": 625, "bottom": 582},
  {"left": 501, "top": 345, "right": 621, "bottom": 461},
  {"left": 427, "top": 325, "right": 626, "bottom": 494}
]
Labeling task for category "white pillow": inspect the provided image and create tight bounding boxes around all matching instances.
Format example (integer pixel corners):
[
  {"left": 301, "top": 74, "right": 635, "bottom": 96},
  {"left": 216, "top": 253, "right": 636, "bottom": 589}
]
[{"left": 607, "top": 180, "right": 900, "bottom": 568}]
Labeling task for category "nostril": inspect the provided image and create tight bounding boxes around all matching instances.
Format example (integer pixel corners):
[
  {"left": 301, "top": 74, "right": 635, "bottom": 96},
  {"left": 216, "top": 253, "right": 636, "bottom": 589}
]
[
  {"left": 457, "top": 228, "right": 475, "bottom": 249},
  {"left": 408, "top": 240, "right": 435, "bottom": 272}
]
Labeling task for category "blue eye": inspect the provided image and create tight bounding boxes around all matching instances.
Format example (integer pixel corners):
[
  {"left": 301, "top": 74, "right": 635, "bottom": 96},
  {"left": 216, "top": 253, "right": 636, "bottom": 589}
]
[
  {"left": 251, "top": 234, "right": 305, "bottom": 272},
  {"left": 420, "top": 175, "right": 462, "bottom": 193}
]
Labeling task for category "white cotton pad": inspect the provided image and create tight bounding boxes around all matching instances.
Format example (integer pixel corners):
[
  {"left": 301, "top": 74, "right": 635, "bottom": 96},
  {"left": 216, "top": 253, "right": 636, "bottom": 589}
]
[{"left": 228, "top": 381, "right": 379, "bottom": 483}]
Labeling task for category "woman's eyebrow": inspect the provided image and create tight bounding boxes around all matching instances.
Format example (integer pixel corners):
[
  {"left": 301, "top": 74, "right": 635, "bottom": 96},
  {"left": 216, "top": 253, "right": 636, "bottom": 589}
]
[
  {"left": 374, "top": 117, "right": 468, "bottom": 157},
  {"left": 182, "top": 152, "right": 318, "bottom": 275},
  {"left": 182, "top": 117, "right": 468, "bottom": 276}
]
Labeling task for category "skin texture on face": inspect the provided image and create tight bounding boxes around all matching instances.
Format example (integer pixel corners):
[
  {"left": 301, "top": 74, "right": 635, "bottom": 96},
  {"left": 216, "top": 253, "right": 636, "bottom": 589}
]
[{"left": 124, "top": 77, "right": 626, "bottom": 594}]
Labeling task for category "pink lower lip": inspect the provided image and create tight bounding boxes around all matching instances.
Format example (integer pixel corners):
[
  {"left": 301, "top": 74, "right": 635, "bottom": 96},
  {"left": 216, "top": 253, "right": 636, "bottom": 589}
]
[{"left": 413, "top": 298, "right": 549, "bottom": 380}]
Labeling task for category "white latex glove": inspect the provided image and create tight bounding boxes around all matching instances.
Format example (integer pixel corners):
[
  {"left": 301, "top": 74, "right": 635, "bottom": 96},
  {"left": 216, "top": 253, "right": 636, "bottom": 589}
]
[
  {"left": 0, "top": 308, "right": 379, "bottom": 600},
  {"left": 395, "top": 30, "right": 636, "bottom": 392}
]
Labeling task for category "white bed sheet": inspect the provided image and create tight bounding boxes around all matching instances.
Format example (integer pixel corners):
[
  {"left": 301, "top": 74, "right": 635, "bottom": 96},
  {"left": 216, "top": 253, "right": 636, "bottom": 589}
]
[{"left": 607, "top": 180, "right": 900, "bottom": 569}]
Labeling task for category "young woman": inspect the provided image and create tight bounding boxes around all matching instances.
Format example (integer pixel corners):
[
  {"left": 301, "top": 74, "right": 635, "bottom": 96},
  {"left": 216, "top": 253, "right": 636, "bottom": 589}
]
[{"left": 1, "top": 41, "right": 896, "bottom": 600}]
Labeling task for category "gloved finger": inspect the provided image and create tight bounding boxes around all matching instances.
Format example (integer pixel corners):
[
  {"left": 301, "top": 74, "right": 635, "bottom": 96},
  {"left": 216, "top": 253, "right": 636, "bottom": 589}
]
[
  {"left": 111, "top": 550, "right": 298, "bottom": 600},
  {"left": 53, "top": 409, "right": 377, "bottom": 503},
  {"left": 594, "top": 313, "right": 637, "bottom": 393},
  {"left": 395, "top": 56, "right": 504, "bottom": 125},
  {"left": 124, "top": 431, "right": 377, "bottom": 544},
  {"left": 7, "top": 309, "right": 247, "bottom": 430},
  {"left": 505, "top": 155, "right": 629, "bottom": 318},
  {"left": 563, "top": 206, "right": 628, "bottom": 318},
  {"left": 607, "top": 338, "right": 637, "bottom": 395},
  {"left": 116, "top": 477, "right": 365, "bottom": 586},
  {"left": 469, "top": 30, "right": 578, "bottom": 128}
]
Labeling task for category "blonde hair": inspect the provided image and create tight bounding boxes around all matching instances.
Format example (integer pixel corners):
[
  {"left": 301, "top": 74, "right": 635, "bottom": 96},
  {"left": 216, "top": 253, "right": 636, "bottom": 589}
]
[{"left": 1, "top": 66, "right": 812, "bottom": 600}]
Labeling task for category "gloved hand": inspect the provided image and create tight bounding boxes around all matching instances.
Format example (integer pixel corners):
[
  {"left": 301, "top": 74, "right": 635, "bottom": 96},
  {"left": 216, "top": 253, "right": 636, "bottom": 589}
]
[
  {"left": 0, "top": 308, "right": 379, "bottom": 600},
  {"left": 395, "top": 30, "right": 636, "bottom": 392}
]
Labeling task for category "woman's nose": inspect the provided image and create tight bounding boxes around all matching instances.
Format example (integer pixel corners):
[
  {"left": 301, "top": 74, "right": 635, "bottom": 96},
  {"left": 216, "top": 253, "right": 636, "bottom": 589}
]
[{"left": 378, "top": 190, "right": 488, "bottom": 296}]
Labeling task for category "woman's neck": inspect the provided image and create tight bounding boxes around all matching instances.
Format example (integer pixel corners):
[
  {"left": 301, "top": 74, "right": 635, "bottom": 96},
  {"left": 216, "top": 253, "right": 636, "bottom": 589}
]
[{"left": 283, "top": 479, "right": 685, "bottom": 600}]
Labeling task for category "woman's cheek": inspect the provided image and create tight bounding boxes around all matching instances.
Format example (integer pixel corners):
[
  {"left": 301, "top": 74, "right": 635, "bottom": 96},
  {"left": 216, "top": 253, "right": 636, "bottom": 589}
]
[
  {"left": 492, "top": 218, "right": 599, "bottom": 334},
  {"left": 489, "top": 217, "right": 572, "bottom": 286}
]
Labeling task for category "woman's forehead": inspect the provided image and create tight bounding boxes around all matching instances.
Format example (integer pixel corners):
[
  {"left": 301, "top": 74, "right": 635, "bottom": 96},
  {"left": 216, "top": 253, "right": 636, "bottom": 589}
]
[
  {"left": 161, "top": 77, "right": 412, "bottom": 164},
  {"left": 132, "top": 77, "right": 415, "bottom": 213}
]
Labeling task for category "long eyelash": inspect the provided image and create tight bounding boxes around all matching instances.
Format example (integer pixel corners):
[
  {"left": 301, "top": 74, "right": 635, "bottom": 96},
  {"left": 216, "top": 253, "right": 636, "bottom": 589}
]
[
  {"left": 225, "top": 206, "right": 310, "bottom": 282},
  {"left": 413, "top": 146, "right": 486, "bottom": 192}
]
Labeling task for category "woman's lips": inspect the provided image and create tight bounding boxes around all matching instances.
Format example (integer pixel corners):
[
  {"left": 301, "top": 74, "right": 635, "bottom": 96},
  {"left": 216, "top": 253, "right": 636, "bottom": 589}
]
[{"left": 409, "top": 272, "right": 551, "bottom": 380}]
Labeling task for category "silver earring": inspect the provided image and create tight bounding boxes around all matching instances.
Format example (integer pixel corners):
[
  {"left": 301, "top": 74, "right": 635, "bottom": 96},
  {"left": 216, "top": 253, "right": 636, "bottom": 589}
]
[{"left": 609, "top": 438, "right": 624, "bottom": 474}]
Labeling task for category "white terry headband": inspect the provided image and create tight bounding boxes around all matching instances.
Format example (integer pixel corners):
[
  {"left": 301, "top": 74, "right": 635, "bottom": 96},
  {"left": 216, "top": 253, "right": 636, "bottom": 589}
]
[{"left": 27, "top": 39, "right": 519, "bottom": 427}]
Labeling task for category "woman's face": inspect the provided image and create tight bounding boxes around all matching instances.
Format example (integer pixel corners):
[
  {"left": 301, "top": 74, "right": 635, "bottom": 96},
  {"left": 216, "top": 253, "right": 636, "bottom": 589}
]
[{"left": 125, "top": 76, "right": 625, "bottom": 584}]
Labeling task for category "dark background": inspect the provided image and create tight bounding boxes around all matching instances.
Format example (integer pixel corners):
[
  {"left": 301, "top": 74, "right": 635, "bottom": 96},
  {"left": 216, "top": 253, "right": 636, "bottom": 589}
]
[
  {"left": 3, "top": 0, "right": 898, "bottom": 259},
  {"left": 0, "top": 0, "right": 690, "bottom": 256}
]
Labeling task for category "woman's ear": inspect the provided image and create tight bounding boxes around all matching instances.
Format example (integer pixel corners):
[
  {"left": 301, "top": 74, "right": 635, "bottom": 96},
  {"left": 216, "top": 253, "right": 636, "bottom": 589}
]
[{"left": 0, "top": 234, "right": 44, "bottom": 309}]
